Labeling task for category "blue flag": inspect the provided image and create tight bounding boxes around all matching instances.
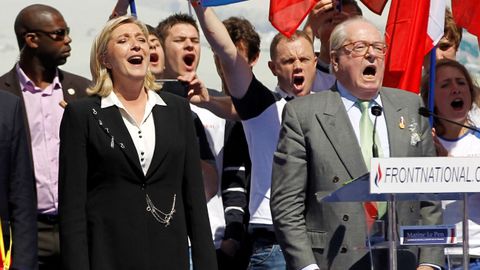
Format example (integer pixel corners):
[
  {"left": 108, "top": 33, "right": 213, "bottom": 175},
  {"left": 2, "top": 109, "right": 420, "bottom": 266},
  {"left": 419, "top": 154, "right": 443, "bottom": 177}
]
[{"left": 201, "top": 0, "right": 247, "bottom": 7}]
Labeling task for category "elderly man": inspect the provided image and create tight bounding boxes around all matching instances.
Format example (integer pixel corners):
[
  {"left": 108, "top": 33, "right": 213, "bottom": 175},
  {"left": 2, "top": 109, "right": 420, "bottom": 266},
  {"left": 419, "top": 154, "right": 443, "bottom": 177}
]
[{"left": 271, "top": 17, "right": 443, "bottom": 270}]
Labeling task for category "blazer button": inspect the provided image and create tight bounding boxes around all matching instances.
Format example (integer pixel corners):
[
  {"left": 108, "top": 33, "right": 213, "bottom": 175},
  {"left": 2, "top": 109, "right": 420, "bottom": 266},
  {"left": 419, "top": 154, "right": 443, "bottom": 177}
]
[
  {"left": 342, "top": 215, "right": 349, "bottom": 221},
  {"left": 332, "top": 176, "right": 339, "bottom": 183},
  {"left": 141, "top": 183, "right": 146, "bottom": 190},
  {"left": 340, "top": 246, "right": 348, "bottom": 253}
]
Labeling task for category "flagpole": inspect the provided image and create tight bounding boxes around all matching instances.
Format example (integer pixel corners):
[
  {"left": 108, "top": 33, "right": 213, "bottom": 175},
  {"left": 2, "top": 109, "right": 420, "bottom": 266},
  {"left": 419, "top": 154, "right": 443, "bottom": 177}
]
[
  {"left": 188, "top": 0, "right": 193, "bottom": 16},
  {"left": 427, "top": 47, "right": 436, "bottom": 127},
  {"left": 129, "top": 0, "right": 137, "bottom": 17}
]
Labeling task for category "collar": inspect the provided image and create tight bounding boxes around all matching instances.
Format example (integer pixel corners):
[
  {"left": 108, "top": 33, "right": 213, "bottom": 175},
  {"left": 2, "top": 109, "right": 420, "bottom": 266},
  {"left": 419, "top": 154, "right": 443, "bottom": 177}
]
[
  {"left": 275, "top": 85, "right": 295, "bottom": 101},
  {"left": 16, "top": 63, "right": 62, "bottom": 94},
  {"left": 101, "top": 89, "right": 167, "bottom": 109},
  {"left": 336, "top": 81, "right": 382, "bottom": 111}
]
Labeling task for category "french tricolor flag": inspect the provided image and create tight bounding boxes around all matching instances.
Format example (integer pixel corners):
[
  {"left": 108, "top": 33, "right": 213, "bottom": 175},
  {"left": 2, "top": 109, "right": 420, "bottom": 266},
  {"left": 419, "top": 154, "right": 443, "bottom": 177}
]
[
  {"left": 382, "top": 0, "right": 445, "bottom": 94},
  {"left": 425, "top": 0, "right": 446, "bottom": 53}
]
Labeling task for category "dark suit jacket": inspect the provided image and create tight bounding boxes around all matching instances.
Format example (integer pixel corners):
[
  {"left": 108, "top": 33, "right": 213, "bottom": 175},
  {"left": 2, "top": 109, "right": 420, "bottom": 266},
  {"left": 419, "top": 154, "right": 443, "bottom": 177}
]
[
  {"left": 271, "top": 86, "right": 443, "bottom": 270},
  {"left": 0, "top": 90, "right": 37, "bottom": 269},
  {"left": 58, "top": 92, "right": 217, "bottom": 270},
  {"left": 0, "top": 66, "right": 90, "bottom": 154}
]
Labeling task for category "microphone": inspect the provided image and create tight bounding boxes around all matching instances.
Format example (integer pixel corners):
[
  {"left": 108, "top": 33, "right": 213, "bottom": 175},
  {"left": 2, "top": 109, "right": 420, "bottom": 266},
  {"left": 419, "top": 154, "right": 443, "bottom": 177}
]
[
  {"left": 371, "top": 105, "right": 383, "bottom": 158},
  {"left": 418, "top": 107, "right": 480, "bottom": 133}
]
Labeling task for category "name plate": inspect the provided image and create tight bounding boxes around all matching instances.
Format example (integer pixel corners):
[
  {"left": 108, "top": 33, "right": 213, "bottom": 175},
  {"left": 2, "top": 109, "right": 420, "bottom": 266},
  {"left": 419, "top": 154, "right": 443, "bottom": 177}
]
[
  {"left": 370, "top": 157, "right": 480, "bottom": 194},
  {"left": 400, "top": 225, "right": 456, "bottom": 245}
]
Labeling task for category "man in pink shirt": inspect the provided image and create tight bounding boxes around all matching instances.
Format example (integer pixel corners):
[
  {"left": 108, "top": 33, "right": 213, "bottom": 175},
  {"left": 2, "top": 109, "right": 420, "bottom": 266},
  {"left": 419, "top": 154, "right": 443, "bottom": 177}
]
[{"left": 0, "top": 4, "right": 89, "bottom": 269}]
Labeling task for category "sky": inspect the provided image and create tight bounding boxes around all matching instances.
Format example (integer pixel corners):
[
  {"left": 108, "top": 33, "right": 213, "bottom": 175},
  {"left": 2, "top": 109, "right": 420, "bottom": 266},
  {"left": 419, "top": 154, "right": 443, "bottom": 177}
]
[
  {"left": 0, "top": 0, "right": 390, "bottom": 91},
  {"left": 0, "top": 0, "right": 477, "bottom": 91}
]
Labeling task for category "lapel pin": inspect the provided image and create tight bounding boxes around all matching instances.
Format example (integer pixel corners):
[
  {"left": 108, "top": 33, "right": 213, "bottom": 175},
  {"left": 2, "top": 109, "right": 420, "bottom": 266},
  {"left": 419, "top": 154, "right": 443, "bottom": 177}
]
[
  {"left": 67, "top": 88, "right": 76, "bottom": 95},
  {"left": 59, "top": 100, "right": 68, "bottom": 109},
  {"left": 399, "top": 116, "right": 405, "bottom": 129}
]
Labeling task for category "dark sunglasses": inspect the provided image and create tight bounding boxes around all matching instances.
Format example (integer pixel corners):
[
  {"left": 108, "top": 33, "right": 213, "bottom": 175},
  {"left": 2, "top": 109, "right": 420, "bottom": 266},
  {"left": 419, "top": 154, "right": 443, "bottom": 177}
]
[{"left": 25, "top": 27, "right": 70, "bottom": 41}]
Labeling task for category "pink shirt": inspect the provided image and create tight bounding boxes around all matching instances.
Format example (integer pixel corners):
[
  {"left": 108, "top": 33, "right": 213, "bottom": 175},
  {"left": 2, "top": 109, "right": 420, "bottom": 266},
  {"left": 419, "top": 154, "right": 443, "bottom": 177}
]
[{"left": 17, "top": 64, "right": 64, "bottom": 215}]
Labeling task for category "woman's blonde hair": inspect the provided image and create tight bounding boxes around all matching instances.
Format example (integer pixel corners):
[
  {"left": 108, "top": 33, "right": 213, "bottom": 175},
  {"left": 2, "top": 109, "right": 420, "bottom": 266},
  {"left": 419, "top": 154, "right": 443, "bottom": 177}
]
[{"left": 87, "top": 16, "right": 159, "bottom": 96}]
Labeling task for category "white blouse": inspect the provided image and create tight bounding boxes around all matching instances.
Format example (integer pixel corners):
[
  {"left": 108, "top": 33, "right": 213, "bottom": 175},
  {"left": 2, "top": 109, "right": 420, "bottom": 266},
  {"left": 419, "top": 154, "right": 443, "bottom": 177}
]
[{"left": 101, "top": 90, "right": 166, "bottom": 175}]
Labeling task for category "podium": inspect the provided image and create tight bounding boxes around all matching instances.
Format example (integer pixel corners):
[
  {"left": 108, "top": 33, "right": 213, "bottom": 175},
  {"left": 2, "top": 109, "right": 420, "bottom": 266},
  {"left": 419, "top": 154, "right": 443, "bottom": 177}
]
[{"left": 317, "top": 157, "right": 480, "bottom": 270}]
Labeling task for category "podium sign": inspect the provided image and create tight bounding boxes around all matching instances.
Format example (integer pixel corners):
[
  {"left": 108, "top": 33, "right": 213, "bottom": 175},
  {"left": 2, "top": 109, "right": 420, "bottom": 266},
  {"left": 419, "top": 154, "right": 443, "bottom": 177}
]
[
  {"left": 400, "top": 225, "right": 456, "bottom": 245},
  {"left": 370, "top": 157, "right": 480, "bottom": 194}
]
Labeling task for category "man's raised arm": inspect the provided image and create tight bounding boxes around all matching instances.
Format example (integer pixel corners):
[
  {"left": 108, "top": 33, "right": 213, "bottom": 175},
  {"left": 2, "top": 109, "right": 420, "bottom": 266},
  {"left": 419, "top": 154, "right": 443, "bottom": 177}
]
[{"left": 193, "top": 4, "right": 252, "bottom": 99}]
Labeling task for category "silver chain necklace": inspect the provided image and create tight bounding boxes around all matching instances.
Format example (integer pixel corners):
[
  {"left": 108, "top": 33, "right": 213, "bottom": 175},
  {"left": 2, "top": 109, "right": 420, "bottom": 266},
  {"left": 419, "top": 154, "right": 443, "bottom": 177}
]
[{"left": 145, "top": 193, "right": 176, "bottom": 227}]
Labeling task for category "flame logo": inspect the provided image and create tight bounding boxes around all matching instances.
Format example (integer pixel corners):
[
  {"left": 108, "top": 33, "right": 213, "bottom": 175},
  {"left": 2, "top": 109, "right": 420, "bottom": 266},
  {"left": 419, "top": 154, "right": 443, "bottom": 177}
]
[{"left": 374, "top": 164, "right": 382, "bottom": 187}]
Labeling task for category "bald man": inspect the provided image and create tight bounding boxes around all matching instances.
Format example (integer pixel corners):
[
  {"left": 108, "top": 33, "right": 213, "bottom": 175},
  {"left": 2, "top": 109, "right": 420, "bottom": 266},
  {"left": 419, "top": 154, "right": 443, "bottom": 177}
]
[{"left": 0, "top": 4, "right": 89, "bottom": 269}]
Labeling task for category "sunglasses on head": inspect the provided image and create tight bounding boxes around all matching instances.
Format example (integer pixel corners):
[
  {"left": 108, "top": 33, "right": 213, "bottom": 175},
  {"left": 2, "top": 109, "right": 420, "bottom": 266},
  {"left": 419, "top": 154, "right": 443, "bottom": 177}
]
[{"left": 25, "top": 27, "right": 70, "bottom": 41}]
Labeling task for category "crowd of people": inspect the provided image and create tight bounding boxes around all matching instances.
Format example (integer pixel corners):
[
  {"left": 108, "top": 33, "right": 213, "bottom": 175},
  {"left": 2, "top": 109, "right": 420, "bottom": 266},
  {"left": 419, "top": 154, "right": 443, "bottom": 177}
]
[{"left": 0, "top": 0, "right": 479, "bottom": 270}]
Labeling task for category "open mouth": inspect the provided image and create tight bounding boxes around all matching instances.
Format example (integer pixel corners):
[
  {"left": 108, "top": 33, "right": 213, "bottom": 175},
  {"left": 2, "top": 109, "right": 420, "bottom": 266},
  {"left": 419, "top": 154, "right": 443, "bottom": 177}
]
[
  {"left": 451, "top": 98, "right": 464, "bottom": 110},
  {"left": 183, "top": 54, "right": 196, "bottom": 67},
  {"left": 128, "top": 55, "right": 143, "bottom": 65},
  {"left": 363, "top": 66, "right": 377, "bottom": 78},
  {"left": 293, "top": 75, "right": 305, "bottom": 88},
  {"left": 150, "top": 53, "right": 159, "bottom": 63}
]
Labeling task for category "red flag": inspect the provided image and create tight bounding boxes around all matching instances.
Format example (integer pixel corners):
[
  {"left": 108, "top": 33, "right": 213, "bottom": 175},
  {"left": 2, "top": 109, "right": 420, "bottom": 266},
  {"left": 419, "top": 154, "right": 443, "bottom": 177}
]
[
  {"left": 452, "top": 0, "right": 480, "bottom": 37},
  {"left": 382, "top": 0, "right": 431, "bottom": 93},
  {"left": 360, "top": 0, "right": 388, "bottom": 15},
  {"left": 269, "top": 0, "right": 318, "bottom": 38}
]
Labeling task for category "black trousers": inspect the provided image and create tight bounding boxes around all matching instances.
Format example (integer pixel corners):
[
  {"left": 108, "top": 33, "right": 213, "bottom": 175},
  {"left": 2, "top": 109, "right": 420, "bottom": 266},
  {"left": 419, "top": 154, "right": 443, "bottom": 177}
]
[{"left": 37, "top": 217, "right": 60, "bottom": 270}]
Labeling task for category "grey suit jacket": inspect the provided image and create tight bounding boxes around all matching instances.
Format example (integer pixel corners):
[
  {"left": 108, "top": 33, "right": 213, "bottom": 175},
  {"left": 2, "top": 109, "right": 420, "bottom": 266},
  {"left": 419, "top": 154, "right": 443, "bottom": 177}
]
[{"left": 271, "top": 86, "right": 443, "bottom": 270}]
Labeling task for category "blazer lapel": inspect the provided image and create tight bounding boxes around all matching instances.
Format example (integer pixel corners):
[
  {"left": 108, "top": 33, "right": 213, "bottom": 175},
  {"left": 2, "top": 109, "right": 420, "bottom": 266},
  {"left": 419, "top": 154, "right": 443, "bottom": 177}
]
[
  {"left": 95, "top": 103, "right": 144, "bottom": 177},
  {"left": 59, "top": 70, "right": 81, "bottom": 103},
  {"left": 145, "top": 105, "right": 170, "bottom": 179},
  {"left": 316, "top": 89, "right": 367, "bottom": 179},
  {"left": 380, "top": 89, "right": 411, "bottom": 157},
  {"left": 1, "top": 68, "right": 22, "bottom": 96}
]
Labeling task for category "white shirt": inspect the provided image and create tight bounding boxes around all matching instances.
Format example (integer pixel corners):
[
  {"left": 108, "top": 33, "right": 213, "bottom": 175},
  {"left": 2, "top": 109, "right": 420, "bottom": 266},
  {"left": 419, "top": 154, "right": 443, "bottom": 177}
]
[
  {"left": 243, "top": 87, "right": 288, "bottom": 226},
  {"left": 439, "top": 131, "right": 480, "bottom": 257},
  {"left": 101, "top": 90, "right": 166, "bottom": 175},
  {"left": 191, "top": 103, "right": 226, "bottom": 249}
]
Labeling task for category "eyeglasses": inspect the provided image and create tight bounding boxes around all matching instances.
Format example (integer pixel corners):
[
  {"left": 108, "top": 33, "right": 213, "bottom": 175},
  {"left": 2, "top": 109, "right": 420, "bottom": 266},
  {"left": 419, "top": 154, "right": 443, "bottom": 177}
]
[
  {"left": 25, "top": 27, "right": 70, "bottom": 41},
  {"left": 340, "top": 41, "right": 387, "bottom": 57}
]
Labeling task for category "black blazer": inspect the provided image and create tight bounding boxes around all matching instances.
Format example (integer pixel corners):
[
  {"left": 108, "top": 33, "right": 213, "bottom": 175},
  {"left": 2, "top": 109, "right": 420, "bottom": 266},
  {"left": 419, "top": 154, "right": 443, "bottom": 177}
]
[
  {"left": 0, "top": 90, "right": 37, "bottom": 269},
  {"left": 58, "top": 92, "right": 217, "bottom": 270}
]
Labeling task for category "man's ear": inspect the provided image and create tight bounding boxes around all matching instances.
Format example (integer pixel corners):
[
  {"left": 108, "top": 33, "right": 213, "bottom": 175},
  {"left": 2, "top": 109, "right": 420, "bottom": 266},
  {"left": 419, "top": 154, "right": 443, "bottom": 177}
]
[
  {"left": 268, "top": 60, "right": 277, "bottom": 76},
  {"left": 330, "top": 51, "right": 339, "bottom": 72},
  {"left": 24, "top": 33, "right": 39, "bottom": 49}
]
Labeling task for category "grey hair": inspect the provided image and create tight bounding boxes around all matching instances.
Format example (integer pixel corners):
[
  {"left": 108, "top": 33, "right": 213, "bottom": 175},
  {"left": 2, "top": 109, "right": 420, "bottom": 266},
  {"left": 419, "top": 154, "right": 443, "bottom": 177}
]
[{"left": 329, "top": 16, "right": 384, "bottom": 52}]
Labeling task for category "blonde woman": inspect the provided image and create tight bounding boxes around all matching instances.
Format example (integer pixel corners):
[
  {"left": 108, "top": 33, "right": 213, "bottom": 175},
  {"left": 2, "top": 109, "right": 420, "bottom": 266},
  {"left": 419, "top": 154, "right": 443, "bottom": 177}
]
[{"left": 58, "top": 16, "right": 216, "bottom": 270}]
